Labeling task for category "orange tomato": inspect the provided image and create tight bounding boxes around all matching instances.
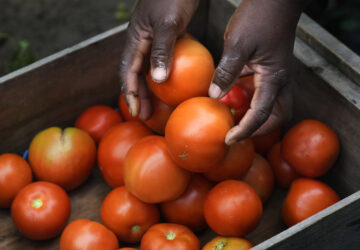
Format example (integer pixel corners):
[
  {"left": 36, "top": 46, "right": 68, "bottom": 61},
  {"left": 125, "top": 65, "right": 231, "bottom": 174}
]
[
  {"left": 100, "top": 186, "right": 160, "bottom": 243},
  {"left": 282, "top": 178, "right": 340, "bottom": 227},
  {"left": 141, "top": 223, "right": 200, "bottom": 250},
  {"left": 203, "top": 236, "right": 253, "bottom": 250},
  {"left": 0, "top": 153, "right": 32, "bottom": 208},
  {"left": 204, "top": 139, "right": 254, "bottom": 182},
  {"left": 147, "top": 39, "right": 214, "bottom": 106},
  {"left": 11, "top": 181, "right": 71, "bottom": 240},
  {"left": 123, "top": 136, "right": 190, "bottom": 203},
  {"left": 281, "top": 120, "right": 339, "bottom": 177},
  {"left": 60, "top": 219, "right": 119, "bottom": 250},
  {"left": 28, "top": 127, "right": 96, "bottom": 191},
  {"left": 97, "top": 122, "right": 152, "bottom": 188},
  {"left": 241, "top": 153, "right": 275, "bottom": 203},
  {"left": 118, "top": 93, "right": 173, "bottom": 135},
  {"left": 165, "top": 97, "right": 234, "bottom": 173},
  {"left": 267, "top": 142, "right": 300, "bottom": 188},
  {"left": 252, "top": 128, "right": 282, "bottom": 156},
  {"left": 160, "top": 175, "right": 213, "bottom": 232},
  {"left": 204, "top": 180, "right": 262, "bottom": 236},
  {"left": 75, "top": 105, "right": 123, "bottom": 143}
]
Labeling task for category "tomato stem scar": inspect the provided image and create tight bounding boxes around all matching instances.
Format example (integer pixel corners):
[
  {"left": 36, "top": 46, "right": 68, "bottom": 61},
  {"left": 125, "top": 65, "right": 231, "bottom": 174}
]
[
  {"left": 131, "top": 225, "right": 141, "bottom": 233},
  {"left": 31, "top": 198, "right": 43, "bottom": 209},
  {"left": 166, "top": 232, "right": 176, "bottom": 240},
  {"left": 215, "top": 240, "right": 227, "bottom": 250}
]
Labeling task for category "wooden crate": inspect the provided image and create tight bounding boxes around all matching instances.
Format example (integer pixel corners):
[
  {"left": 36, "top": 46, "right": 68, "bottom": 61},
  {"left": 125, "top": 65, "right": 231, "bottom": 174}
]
[{"left": 1, "top": 0, "right": 360, "bottom": 249}]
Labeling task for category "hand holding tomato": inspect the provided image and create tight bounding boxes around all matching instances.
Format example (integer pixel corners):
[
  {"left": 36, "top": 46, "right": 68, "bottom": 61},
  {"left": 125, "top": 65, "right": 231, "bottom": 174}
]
[{"left": 118, "top": 0, "right": 200, "bottom": 118}]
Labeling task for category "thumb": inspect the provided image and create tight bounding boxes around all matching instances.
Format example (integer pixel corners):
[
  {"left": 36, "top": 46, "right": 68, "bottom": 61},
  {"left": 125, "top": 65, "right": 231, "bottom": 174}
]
[
  {"left": 209, "top": 45, "right": 249, "bottom": 99},
  {"left": 150, "top": 24, "right": 179, "bottom": 83}
]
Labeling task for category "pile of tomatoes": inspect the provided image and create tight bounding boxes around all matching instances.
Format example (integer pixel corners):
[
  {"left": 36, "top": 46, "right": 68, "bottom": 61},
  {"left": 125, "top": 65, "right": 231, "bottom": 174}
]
[{"left": 0, "top": 38, "right": 341, "bottom": 250}]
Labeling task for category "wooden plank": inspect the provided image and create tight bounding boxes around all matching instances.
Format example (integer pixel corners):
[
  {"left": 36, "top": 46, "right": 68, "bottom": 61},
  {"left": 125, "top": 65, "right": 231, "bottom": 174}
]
[
  {"left": 297, "top": 14, "right": 360, "bottom": 86},
  {"left": 253, "top": 191, "right": 360, "bottom": 250},
  {"left": 0, "top": 24, "right": 128, "bottom": 155}
]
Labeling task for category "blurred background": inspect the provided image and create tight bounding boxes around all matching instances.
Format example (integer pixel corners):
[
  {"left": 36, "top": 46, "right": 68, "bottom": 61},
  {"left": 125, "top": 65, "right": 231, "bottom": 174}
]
[{"left": 0, "top": 0, "right": 359, "bottom": 77}]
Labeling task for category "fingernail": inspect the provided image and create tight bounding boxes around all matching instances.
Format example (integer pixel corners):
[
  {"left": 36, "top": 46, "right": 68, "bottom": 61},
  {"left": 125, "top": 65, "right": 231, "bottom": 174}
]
[
  {"left": 127, "top": 95, "right": 138, "bottom": 117},
  {"left": 152, "top": 67, "right": 167, "bottom": 83},
  {"left": 209, "top": 83, "right": 222, "bottom": 99}
]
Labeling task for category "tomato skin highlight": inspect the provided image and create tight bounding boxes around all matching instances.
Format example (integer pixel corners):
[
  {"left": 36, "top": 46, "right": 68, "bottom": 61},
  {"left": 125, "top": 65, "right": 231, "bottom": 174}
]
[
  {"left": 203, "top": 236, "right": 253, "bottom": 250},
  {"left": 97, "top": 121, "right": 153, "bottom": 188},
  {"left": 160, "top": 175, "right": 213, "bottom": 232},
  {"left": 267, "top": 142, "right": 300, "bottom": 188},
  {"left": 140, "top": 223, "right": 200, "bottom": 250},
  {"left": 282, "top": 178, "right": 340, "bottom": 227},
  {"left": 281, "top": 120, "right": 339, "bottom": 177},
  {"left": 124, "top": 136, "right": 190, "bottom": 203},
  {"left": 204, "top": 180, "right": 263, "bottom": 236},
  {"left": 11, "top": 181, "right": 71, "bottom": 240},
  {"left": 0, "top": 153, "right": 32, "bottom": 208},
  {"left": 204, "top": 139, "right": 254, "bottom": 182},
  {"left": 75, "top": 104, "right": 123, "bottom": 143},
  {"left": 60, "top": 219, "right": 119, "bottom": 250},
  {"left": 147, "top": 38, "right": 215, "bottom": 107},
  {"left": 165, "top": 97, "right": 234, "bottom": 173},
  {"left": 28, "top": 127, "right": 96, "bottom": 191},
  {"left": 100, "top": 186, "right": 160, "bottom": 243}
]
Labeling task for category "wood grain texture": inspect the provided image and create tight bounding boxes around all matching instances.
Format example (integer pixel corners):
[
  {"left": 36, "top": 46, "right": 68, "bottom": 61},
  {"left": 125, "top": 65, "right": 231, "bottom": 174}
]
[{"left": 1, "top": 0, "right": 360, "bottom": 249}]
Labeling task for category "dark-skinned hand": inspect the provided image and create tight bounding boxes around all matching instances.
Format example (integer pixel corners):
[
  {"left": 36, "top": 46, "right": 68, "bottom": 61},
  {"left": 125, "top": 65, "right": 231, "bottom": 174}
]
[{"left": 119, "top": 0, "right": 310, "bottom": 145}]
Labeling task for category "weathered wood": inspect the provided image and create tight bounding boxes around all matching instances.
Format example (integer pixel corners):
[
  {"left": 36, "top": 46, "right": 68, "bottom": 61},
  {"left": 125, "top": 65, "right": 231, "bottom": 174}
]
[
  {"left": 253, "top": 191, "right": 360, "bottom": 250},
  {"left": 1, "top": 0, "right": 360, "bottom": 249},
  {"left": 297, "top": 14, "right": 360, "bottom": 86},
  {"left": 0, "top": 24, "right": 128, "bottom": 155}
]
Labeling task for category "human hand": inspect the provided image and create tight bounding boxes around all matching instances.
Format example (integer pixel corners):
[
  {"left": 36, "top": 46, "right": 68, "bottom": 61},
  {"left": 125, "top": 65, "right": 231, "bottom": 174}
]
[
  {"left": 119, "top": 0, "right": 199, "bottom": 120},
  {"left": 208, "top": 0, "right": 310, "bottom": 145}
]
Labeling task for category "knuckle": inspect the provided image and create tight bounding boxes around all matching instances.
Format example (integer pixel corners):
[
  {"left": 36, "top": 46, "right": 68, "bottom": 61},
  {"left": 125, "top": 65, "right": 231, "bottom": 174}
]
[
  {"left": 214, "top": 64, "right": 237, "bottom": 89},
  {"left": 255, "top": 108, "right": 271, "bottom": 124}
]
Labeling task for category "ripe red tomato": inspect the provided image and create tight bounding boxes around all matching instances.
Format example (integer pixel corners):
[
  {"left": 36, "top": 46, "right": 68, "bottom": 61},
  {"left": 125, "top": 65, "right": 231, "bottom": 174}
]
[
  {"left": 237, "top": 75, "right": 255, "bottom": 98},
  {"left": 252, "top": 128, "right": 282, "bottom": 156},
  {"left": 97, "top": 122, "right": 152, "bottom": 188},
  {"left": 165, "top": 97, "right": 234, "bottom": 172},
  {"left": 203, "top": 139, "right": 254, "bottom": 182},
  {"left": 118, "top": 93, "right": 174, "bottom": 135},
  {"left": 160, "top": 175, "right": 213, "bottom": 232},
  {"left": 28, "top": 127, "right": 96, "bottom": 191},
  {"left": 140, "top": 223, "right": 200, "bottom": 250},
  {"left": 75, "top": 105, "right": 123, "bottom": 143},
  {"left": 11, "top": 181, "right": 70, "bottom": 240},
  {"left": 204, "top": 180, "right": 262, "bottom": 236},
  {"left": 100, "top": 186, "right": 160, "bottom": 243},
  {"left": 0, "top": 153, "right": 32, "bottom": 208},
  {"left": 147, "top": 38, "right": 214, "bottom": 106},
  {"left": 282, "top": 178, "right": 340, "bottom": 227},
  {"left": 123, "top": 136, "right": 190, "bottom": 203},
  {"left": 281, "top": 120, "right": 340, "bottom": 177},
  {"left": 267, "top": 142, "right": 300, "bottom": 188},
  {"left": 203, "top": 236, "right": 253, "bottom": 250},
  {"left": 219, "top": 84, "right": 251, "bottom": 123},
  {"left": 60, "top": 219, "right": 119, "bottom": 250},
  {"left": 241, "top": 153, "right": 275, "bottom": 203}
]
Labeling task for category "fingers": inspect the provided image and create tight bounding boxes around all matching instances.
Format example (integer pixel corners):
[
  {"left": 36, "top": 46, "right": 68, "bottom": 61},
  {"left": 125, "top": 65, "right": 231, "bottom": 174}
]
[
  {"left": 209, "top": 47, "right": 248, "bottom": 99},
  {"left": 119, "top": 24, "right": 152, "bottom": 117},
  {"left": 150, "top": 24, "right": 179, "bottom": 83},
  {"left": 138, "top": 77, "right": 153, "bottom": 121},
  {"left": 225, "top": 68, "right": 288, "bottom": 145}
]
